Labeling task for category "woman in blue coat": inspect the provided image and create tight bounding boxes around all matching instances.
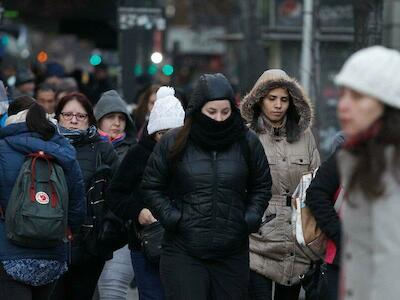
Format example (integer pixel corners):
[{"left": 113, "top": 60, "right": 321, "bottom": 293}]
[{"left": 0, "top": 96, "right": 86, "bottom": 300}]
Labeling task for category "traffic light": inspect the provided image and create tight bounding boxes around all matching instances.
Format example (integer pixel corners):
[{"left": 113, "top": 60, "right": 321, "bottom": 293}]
[
  {"left": 37, "top": 51, "right": 48, "bottom": 63},
  {"left": 134, "top": 64, "right": 143, "bottom": 76},
  {"left": 1, "top": 35, "right": 9, "bottom": 46},
  {"left": 162, "top": 64, "right": 174, "bottom": 76},
  {"left": 89, "top": 54, "right": 102, "bottom": 66},
  {"left": 148, "top": 64, "right": 158, "bottom": 75}
]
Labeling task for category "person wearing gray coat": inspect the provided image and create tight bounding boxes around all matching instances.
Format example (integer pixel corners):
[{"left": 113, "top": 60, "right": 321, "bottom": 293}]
[{"left": 335, "top": 46, "right": 400, "bottom": 300}]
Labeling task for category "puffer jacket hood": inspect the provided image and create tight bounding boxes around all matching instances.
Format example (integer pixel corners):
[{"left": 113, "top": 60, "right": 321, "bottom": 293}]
[
  {"left": 241, "top": 69, "right": 313, "bottom": 138},
  {"left": 94, "top": 90, "right": 136, "bottom": 139},
  {"left": 186, "top": 73, "right": 237, "bottom": 116}
]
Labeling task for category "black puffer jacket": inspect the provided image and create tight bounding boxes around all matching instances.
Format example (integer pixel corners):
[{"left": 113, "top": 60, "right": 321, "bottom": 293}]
[{"left": 142, "top": 129, "right": 272, "bottom": 259}]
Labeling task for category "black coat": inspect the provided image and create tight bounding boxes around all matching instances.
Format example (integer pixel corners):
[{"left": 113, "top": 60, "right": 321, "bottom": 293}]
[
  {"left": 141, "top": 129, "right": 272, "bottom": 259},
  {"left": 107, "top": 136, "right": 156, "bottom": 249},
  {"left": 73, "top": 134, "right": 119, "bottom": 191},
  {"left": 305, "top": 150, "right": 341, "bottom": 265}
]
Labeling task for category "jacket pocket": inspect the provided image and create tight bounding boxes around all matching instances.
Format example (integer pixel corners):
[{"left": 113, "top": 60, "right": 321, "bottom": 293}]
[
  {"left": 290, "top": 155, "right": 310, "bottom": 174},
  {"left": 257, "top": 204, "right": 278, "bottom": 237},
  {"left": 290, "top": 155, "right": 310, "bottom": 165}
]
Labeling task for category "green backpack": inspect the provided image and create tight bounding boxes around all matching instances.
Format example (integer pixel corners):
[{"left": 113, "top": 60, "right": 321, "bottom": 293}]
[{"left": 5, "top": 151, "right": 69, "bottom": 248}]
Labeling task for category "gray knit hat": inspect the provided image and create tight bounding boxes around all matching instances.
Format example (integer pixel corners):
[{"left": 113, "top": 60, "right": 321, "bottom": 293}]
[
  {"left": 335, "top": 46, "right": 400, "bottom": 109},
  {"left": 94, "top": 90, "right": 135, "bottom": 135}
]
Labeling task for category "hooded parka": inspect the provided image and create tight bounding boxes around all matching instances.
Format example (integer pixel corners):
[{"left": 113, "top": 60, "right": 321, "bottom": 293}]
[{"left": 241, "top": 69, "right": 320, "bottom": 286}]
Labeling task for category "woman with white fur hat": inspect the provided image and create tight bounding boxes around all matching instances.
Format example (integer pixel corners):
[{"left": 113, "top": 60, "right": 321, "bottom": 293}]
[
  {"left": 106, "top": 86, "right": 185, "bottom": 300},
  {"left": 335, "top": 46, "right": 400, "bottom": 300}
]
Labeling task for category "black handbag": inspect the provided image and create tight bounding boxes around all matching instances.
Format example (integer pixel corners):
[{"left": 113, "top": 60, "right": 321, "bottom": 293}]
[
  {"left": 300, "top": 261, "right": 329, "bottom": 300},
  {"left": 137, "top": 221, "right": 165, "bottom": 264}
]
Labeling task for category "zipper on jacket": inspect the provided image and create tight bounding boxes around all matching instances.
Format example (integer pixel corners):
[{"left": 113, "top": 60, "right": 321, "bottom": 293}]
[{"left": 211, "top": 151, "right": 218, "bottom": 243}]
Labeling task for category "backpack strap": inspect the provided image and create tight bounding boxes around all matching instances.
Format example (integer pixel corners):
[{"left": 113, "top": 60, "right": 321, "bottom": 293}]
[{"left": 27, "top": 151, "right": 58, "bottom": 208}]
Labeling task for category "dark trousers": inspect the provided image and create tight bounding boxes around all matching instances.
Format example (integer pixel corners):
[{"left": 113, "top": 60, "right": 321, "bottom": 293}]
[
  {"left": 50, "top": 256, "right": 105, "bottom": 300},
  {"left": 131, "top": 250, "right": 165, "bottom": 300},
  {"left": 249, "top": 271, "right": 302, "bottom": 300},
  {"left": 325, "top": 264, "right": 339, "bottom": 300},
  {"left": 160, "top": 246, "right": 249, "bottom": 300},
  {"left": 0, "top": 263, "right": 56, "bottom": 300}
]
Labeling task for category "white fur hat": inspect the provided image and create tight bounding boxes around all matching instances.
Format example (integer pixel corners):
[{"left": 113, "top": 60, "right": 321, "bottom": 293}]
[
  {"left": 335, "top": 46, "right": 400, "bottom": 109},
  {"left": 147, "top": 86, "right": 185, "bottom": 135}
]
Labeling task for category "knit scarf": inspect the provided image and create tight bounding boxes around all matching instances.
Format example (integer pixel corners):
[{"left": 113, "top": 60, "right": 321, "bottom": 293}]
[
  {"left": 58, "top": 125, "right": 98, "bottom": 144},
  {"left": 343, "top": 120, "right": 382, "bottom": 150},
  {"left": 189, "top": 111, "right": 247, "bottom": 151},
  {"left": 98, "top": 129, "right": 126, "bottom": 147}
]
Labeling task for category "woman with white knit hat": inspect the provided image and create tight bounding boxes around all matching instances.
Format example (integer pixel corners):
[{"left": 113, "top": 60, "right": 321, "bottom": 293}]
[
  {"left": 106, "top": 86, "right": 185, "bottom": 300},
  {"left": 335, "top": 46, "right": 400, "bottom": 300}
]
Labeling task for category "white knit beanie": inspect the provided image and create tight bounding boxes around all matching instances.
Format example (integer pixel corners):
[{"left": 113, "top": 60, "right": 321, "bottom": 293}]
[
  {"left": 335, "top": 46, "right": 400, "bottom": 109},
  {"left": 147, "top": 86, "right": 185, "bottom": 135}
]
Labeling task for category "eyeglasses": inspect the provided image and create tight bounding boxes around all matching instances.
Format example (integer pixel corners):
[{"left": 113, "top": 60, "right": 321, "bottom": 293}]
[{"left": 60, "top": 112, "right": 88, "bottom": 121}]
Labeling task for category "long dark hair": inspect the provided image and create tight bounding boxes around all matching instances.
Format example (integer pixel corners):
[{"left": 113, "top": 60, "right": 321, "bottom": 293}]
[
  {"left": 285, "top": 97, "right": 301, "bottom": 143},
  {"left": 168, "top": 118, "right": 193, "bottom": 163},
  {"left": 55, "top": 92, "right": 96, "bottom": 126},
  {"left": 26, "top": 102, "right": 55, "bottom": 141},
  {"left": 133, "top": 84, "right": 160, "bottom": 128},
  {"left": 348, "top": 106, "right": 400, "bottom": 198}
]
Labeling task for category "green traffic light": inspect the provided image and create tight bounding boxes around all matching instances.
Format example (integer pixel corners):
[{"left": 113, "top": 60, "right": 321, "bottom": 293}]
[
  {"left": 1, "top": 36, "right": 9, "bottom": 46},
  {"left": 89, "top": 54, "right": 102, "bottom": 66},
  {"left": 148, "top": 64, "right": 158, "bottom": 75},
  {"left": 162, "top": 64, "right": 174, "bottom": 76},
  {"left": 134, "top": 64, "right": 143, "bottom": 76}
]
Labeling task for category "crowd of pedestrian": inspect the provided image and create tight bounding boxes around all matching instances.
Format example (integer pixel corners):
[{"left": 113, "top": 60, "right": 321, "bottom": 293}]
[{"left": 0, "top": 45, "right": 399, "bottom": 300}]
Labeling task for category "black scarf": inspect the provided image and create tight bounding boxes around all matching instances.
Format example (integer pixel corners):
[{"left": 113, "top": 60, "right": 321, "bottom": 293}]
[{"left": 190, "top": 111, "right": 247, "bottom": 151}]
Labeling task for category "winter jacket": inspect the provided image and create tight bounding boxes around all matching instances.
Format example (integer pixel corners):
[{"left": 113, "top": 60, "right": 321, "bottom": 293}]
[
  {"left": 107, "top": 135, "right": 156, "bottom": 249},
  {"left": 94, "top": 90, "right": 137, "bottom": 159},
  {"left": 241, "top": 69, "right": 320, "bottom": 285},
  {"left": 67, "top": 129, "right": 118, "bottom": 261},
  {"left": 306, "top": 151, "right": 341, "bottom": 265},
  {"left": 71, "top": 133, "right": 119, "bottom": 191},
  {"left": 338, "top": 147, "right": 400, "bottom": 300},
  {"left": 141, "top": 128, "right": 272, "bottom": 259},
  {"left": 0, "top": 123, "right": 86, "bottom": 261}
]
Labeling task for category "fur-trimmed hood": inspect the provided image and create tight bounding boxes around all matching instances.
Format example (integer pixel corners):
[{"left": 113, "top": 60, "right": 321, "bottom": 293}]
[{"left": 240, "top": 69, "right": 313, "bottom": 137}]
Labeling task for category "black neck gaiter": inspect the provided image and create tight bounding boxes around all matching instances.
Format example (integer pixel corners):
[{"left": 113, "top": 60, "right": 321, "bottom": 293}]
[{"left": 189, "top": 111, "right": 247, "bottom": 151}]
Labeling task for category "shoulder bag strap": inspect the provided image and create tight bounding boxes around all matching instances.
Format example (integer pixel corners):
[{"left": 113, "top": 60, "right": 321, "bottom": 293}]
[{"left": 333, "top": 187, "right": 345, "bottom": 212}]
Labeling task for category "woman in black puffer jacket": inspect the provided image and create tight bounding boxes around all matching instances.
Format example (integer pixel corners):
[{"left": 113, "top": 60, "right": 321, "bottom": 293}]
[
  {"left": 141, "top": 73, "right": 272, "bottom": 300},
  {"left": 51, "top": 93, "right": 118, "bottom": 300}
]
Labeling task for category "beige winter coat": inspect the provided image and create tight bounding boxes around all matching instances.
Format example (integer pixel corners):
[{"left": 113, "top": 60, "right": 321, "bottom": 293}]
[
  {"left": 338, "top": 147, "right": 400, "bottom": 300},
  {"left": 241, "top": 69, "right": 320, "bottom": 286}
]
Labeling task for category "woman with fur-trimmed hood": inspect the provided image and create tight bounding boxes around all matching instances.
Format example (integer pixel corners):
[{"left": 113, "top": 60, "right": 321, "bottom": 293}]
[{"left": 241, "top": 69, "right": 320, "bottom": 300}]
